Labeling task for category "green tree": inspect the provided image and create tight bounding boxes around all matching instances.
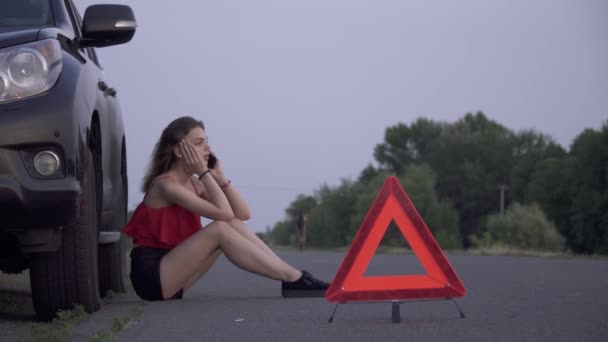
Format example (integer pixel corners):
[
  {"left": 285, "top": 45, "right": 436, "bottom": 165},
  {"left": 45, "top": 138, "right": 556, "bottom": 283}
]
[
  {"left": 510, "top": 129, "right": 567, "bottom": 203},
  {"left": 267, "top": 220, "right": 293, "bottom": 246},
  {"left": 306, "top": 179, "right": 363, "bottom": 247},
  {"left": 373, "top": 118, "right": 444, "bottom": 174},
  {"left": 524, "top": 122, "right": 608, "bottom": 254},
  {"left": 357, "top": 163, "right": 380, "bottom": 186},
  {"left": 567, "top": 123, "right": 608, "bottom": 253},
  {"left": 428, "top": 112, "right": 516, "bottom": 246},
  {"left": 285, "top": 194, "right": 317, "bottom": 220},
  {"left": 524, "top": 157, "right": 576, "bottom": 243}
]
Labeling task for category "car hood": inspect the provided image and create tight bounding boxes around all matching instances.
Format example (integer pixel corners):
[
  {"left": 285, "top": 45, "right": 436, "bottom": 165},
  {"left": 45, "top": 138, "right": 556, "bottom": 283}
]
[{"left": 0, "top": 27, "right": 41, "bottom": 49}]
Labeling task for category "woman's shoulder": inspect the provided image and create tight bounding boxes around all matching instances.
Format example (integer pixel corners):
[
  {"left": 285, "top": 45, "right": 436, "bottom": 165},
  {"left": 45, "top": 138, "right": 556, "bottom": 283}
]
[
  {"left": 145, "top": 174, "right": 178, "bottom": 201},
  {"left": 147, "top": 173, "right": 200, "bottom": 202},
  {"left": 151, "top": 173, "right": 177, "bottom": 184}
]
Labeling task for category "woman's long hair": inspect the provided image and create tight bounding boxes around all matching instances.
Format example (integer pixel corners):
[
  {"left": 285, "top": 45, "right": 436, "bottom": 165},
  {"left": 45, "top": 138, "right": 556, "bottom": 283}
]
[{"left": 141, "top": 116, "right": 205, "bottom": 192}]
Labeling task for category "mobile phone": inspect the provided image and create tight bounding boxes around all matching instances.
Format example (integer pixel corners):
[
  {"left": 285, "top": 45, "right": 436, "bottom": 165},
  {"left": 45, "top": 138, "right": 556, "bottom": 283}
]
[{"left": 208, "top": 154, "right": 217, "bottom": 169}]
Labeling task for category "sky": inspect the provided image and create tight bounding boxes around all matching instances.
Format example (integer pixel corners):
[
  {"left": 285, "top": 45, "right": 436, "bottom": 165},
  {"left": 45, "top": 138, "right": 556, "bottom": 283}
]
[{"left": 76, "top": 0, "right": 607, "bottom": 232}]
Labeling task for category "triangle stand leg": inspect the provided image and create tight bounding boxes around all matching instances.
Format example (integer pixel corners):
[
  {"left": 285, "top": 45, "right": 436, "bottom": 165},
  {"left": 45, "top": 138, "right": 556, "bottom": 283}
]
[
  {"left": 448, "top": 298, "right": 466, "bottom": 318},
  {"left": 391, "top": 301, "right": 401, "bottom": 323},
  {"left": 328, "top": 302, "right": 342, "bottom": 323}
]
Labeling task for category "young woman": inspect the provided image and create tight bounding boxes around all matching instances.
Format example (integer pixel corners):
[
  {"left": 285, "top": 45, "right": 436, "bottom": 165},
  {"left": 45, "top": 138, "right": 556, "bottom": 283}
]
[{"left": 123, "top": 116, "right": 329, "bottom": 301}]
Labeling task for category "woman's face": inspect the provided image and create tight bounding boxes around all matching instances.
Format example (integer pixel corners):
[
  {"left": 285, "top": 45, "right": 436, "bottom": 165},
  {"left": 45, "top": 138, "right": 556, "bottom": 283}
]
[{"left": 181, "top": 126, "right": 210, "bottom": 161}]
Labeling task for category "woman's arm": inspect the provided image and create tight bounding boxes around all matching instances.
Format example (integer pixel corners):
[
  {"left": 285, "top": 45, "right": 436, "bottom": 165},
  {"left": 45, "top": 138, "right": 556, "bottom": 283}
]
[
  {"left": 194, "top": 156, "right": 251, "bottom": 220},
  {"left": 214, "top": 176, "right": 251, "bottom": 221}
]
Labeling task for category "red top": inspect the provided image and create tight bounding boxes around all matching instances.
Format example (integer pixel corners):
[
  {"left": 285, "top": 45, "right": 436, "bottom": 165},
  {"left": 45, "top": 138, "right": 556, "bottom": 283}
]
[{"left": 123, "top": 176, "right": 202, "bottom": 250}]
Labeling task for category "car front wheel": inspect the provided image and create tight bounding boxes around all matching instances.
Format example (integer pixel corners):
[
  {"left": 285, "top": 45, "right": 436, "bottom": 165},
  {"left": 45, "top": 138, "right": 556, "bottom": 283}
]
[{"left": 29, "top": 149, "right": 102, "bottom": 320}]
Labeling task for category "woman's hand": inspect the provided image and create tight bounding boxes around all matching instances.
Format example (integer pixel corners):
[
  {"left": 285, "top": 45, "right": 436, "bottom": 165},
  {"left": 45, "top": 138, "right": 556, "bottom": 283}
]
[
  {"left": 208, "top": 152, "right": 229, "bottom": 183},
  {"left": 206, "top": 151, "right": 250, "bottom": 219},
  {"left": 180, "top": 140, "right": 207, "bottom": 175}
]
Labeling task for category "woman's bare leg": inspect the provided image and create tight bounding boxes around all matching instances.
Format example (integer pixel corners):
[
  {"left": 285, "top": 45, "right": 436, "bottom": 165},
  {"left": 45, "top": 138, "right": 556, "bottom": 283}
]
[
  {"left": 226, "top": 218, "right": 282, "bottom": 259},
  {"left": 181, "top": 217, "right": 302, "bottom": 293},
  {"left": 182, "top": 249, "right": 222, "bottom": 291},
  {"left": 160, "top": 221, "right": 301, "bottom": 299},
  {"left": 226, "top": 218, "right": 302, "bottom": 275}
]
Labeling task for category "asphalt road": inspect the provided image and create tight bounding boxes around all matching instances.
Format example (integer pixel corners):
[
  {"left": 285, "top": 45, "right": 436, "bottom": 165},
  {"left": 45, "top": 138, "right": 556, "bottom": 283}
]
[{"left": 3, "top": 251, "right": 608, "bottom": 341}]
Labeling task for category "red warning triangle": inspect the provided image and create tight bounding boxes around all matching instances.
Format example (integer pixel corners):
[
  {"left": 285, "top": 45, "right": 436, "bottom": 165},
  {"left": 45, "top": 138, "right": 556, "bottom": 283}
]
[{"left": 325, "top": 176, "right": 466, "bottom": 302}]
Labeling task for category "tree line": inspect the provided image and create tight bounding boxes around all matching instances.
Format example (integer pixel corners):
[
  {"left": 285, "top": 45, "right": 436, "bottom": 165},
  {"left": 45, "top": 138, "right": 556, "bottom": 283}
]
[{"left": 266, "top": 112, "right": 608, "bottom": 255}]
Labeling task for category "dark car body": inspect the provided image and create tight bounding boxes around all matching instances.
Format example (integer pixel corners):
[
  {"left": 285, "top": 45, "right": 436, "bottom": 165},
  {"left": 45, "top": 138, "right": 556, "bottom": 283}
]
[{"left": 0, "top": 0, "right": 135, "bottom": 320}]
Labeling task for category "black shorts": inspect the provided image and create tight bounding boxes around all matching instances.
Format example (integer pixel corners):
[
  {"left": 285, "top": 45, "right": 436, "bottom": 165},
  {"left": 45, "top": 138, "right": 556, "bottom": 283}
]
[{"left": 130, "top": 247, "right": 183, "bottom": 301}]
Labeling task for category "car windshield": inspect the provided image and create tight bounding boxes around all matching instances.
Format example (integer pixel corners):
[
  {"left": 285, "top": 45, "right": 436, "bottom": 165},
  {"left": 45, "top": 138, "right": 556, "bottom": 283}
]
[{"left": 0, "top": 0, "right": 54, "bottom": 27}]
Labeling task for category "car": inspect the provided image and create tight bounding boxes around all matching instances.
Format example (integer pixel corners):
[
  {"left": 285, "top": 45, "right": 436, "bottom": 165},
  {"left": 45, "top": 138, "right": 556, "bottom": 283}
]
[{"left": 0, "top": 0, "right": 136, "bottom": 320}]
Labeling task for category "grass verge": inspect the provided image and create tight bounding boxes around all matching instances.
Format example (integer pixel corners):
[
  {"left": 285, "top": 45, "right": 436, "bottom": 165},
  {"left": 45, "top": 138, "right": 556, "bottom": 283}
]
[
  {"left": 20, "top": 305, "right": 88, "bottom": 342},
  {"left": 89, "top": 302, "right": 146, "bottom": 342}
]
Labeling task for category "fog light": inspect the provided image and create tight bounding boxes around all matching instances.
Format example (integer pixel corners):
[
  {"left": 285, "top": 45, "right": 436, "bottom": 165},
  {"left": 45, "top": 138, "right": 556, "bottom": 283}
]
[{"left": 33, "top": 151, "right": 61, "bottom": 176}]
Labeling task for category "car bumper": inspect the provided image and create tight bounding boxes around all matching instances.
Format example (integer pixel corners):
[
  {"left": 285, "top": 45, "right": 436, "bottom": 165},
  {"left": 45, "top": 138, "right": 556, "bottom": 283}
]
[{"left": 0, "top": 147, "right": 80, "bottom": 230}]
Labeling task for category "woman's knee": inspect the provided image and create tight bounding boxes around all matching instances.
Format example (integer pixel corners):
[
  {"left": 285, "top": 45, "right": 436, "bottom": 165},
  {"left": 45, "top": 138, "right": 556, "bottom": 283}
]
[
  {"left": 206, "top": 220, "right": 230, "bottom": 229},
  {"left": 205, "top": 221, "right": 236, "bottom": 238},
  {"left": 225, "top": 218, "right": 245, "bottom": 230}
]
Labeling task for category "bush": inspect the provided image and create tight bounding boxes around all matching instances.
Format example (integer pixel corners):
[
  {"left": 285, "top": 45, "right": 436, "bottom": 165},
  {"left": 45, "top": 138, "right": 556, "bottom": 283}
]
[
  {"left": 434, "top": 229, "right": 463, "bottom": 250},
  {"left": 472, "top": 203, "right": 565, "bottom": 251}
]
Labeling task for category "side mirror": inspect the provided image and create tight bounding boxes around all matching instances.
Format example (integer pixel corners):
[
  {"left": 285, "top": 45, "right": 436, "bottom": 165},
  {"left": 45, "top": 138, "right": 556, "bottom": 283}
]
[{"left": 79, "top": 5, "right": 136, "bottom": 48}]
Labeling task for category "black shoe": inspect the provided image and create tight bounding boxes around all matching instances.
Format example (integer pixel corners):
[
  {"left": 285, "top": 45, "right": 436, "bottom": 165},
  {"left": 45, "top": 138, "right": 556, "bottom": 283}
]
[{"left": 281, "top": 270, "right": 330, "bottom": 298}]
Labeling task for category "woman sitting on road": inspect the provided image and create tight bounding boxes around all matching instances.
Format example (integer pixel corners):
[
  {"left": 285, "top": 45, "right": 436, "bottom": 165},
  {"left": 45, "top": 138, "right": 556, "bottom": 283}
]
[{"left": 123, "top": 116, "right": 329, "bottom": 301}]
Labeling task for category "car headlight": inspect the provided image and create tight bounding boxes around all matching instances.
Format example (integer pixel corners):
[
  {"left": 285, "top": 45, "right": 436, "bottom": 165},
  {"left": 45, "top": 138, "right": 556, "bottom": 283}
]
[{"left": 0, "top": 39, "right": 62, "bottom": 103}]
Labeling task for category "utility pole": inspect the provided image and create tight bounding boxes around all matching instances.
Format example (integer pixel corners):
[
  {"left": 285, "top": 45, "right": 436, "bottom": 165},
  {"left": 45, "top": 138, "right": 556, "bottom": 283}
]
[{"left": 498, "top": 184, "right": 510, "bottom": 216}]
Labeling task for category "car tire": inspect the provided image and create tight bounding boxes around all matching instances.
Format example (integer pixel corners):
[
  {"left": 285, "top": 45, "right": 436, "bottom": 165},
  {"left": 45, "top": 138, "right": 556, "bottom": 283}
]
[
  {"left": 29, "top": 149, "right": 102, "bottom": 320},
  {"left": 98, "top": 176, "right": 127, "bottom": 296}
]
